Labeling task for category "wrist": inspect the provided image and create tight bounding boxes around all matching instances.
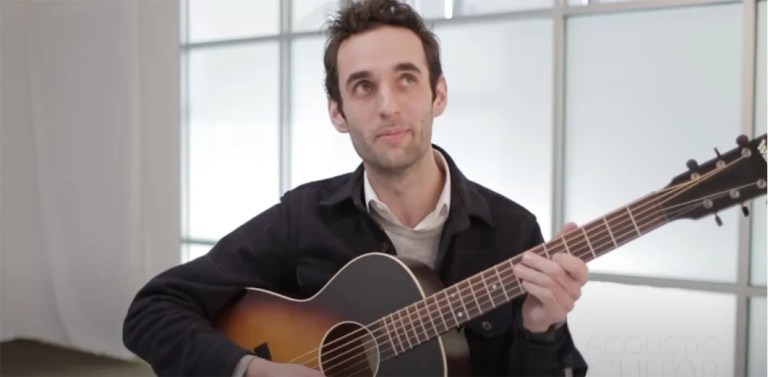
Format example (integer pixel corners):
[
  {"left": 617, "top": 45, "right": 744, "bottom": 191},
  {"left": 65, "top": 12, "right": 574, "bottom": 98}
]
[
  {"left": 522, "top": 317, "right": 553, "bottom": 334},
  {"left": 520, "top": 318, "right": 566, "bottom": 344}
]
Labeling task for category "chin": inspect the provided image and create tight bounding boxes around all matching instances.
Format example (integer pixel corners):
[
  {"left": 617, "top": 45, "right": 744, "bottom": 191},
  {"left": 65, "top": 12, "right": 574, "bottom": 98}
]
[{"left": 372, "top": 154, "right": 421, "bottom": 173}]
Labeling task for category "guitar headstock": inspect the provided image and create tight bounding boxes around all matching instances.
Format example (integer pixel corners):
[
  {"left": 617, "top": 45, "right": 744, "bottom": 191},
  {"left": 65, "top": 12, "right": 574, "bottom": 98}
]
[{"left": 661, "top": 134, "right": 767, "bottom": 222}]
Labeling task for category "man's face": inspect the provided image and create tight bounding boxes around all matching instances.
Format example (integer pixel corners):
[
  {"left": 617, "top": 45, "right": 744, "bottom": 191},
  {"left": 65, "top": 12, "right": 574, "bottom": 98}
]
[{"left": 328, "top": 26, "right": 447, "bottom": 173}]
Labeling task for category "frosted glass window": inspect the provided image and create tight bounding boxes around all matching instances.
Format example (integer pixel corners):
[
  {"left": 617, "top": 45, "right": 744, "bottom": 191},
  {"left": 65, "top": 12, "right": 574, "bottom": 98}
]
[
  {"left": 291, "top": 38, "right": 361, "bottom": 188},
  {"left": 433, "top": 20, "right": 554, "bottom": 237},
  {"left": 752, "top": 0, "right": 767, "bottom": 287},
  {"left": 748, "top": 297, "right": 766, "bottom": 377},
  {"left": 292, "top": 0, "right": 448, "bottom": 33},
  {"left": 460, "top": 0, "right": 552, "bottom": 15},
  {"left": 569, "top": 0, "right": 657, "bottom": 4},
  {"left": 567, "top": 0, "right": 665, "bottom": 4},
  {"left": 564, "top": 4, "right": 742, "bottom": 282},
  {"left": 405, "top": 0, "right": 450, "bottom": 19},
  {"left": 567, "top": 0, "right": 588, "bottom": 6},
  {"left": 292, "top": 0, "right": 340, "bottom": 33},
  {"left": 568, "top": 282, "right": 736, "bottom": 377},
  {"left": 188, "top": 44, "right": 280, "bottom": 241},
  {"left": 182, "top": 243, "right": 212, "bottom": 263},
  {"left": 187, "top": 0, "right": 279, "bottom": 43}
]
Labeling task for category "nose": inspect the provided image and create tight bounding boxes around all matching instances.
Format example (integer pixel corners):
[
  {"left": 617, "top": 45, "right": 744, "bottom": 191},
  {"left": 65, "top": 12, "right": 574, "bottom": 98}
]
[{"left": 376, "top": 84, "right": 399, "bottom": 118}]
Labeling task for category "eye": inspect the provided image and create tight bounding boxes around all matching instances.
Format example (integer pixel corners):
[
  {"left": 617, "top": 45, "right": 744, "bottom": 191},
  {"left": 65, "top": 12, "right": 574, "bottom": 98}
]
[
  {"left": 354, "top": 81, "right": 374, "bottom": 95},
  {"left": 400, "top": 74, "right": 417, "bottom": 85}
]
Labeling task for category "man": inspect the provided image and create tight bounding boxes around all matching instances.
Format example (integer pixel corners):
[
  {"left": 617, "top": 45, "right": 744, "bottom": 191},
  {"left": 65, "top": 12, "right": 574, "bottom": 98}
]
[{"left": 123, "top": 0, "right": 590, "bottom": 376}]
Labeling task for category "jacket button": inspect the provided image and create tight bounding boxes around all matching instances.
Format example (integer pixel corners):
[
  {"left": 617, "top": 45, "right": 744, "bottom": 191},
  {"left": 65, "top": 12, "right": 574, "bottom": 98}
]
[{"left": 482, "top": 321, "right": 492, "bottom": 330}]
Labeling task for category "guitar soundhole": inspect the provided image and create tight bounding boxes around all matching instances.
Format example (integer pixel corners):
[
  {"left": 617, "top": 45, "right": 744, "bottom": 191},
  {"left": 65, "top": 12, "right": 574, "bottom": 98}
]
[{"left": 319, "top": 321, "right": 379, "bottom": 377}]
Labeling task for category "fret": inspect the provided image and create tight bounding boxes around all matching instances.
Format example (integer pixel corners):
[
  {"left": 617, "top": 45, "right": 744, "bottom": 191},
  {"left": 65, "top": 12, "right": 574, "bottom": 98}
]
[
  {"left": 396, "top": 310, "right": 413, "bottom": 350},
  {"left": 480, "top": 271, "right": 496, "bottom": 308},
  {"left": 467, "top": 279, "right": 483, "bottom": 316},
  {"left": 452, "top": 284, "right": 469, "bottom": 322},
  {"left": 433, "top": 294, "right": 451, "bottom": 332},
  {"left": 494, "top": 265, "right": 510, "bottom": 301},
  {"left": 412, "top": 304, "right": 428, "bottom": 343},
  {"left": 603, "top": 217, "right": 618, "bottom": 247},
  {"left": 542, "top": 243, "right": 551, "bottom": 259},
  {"left": 562, "top": 236, "right": 573, "bottom": 255},
  {"left": 405, "top": 305, "right": 421, "bottom": 345},
  {"left": 443, "top": 289, "right": 459, "bottom": 327},
  {"left": 628, "top": 199, "right": 669, "bottom": 235},
  {"left": 585, "top": 221, "right": 613, "bottom": 258},
  {"left": 425, "top": 296, "right": 440, "bottom": 337},
  {"left": 581, "top": 227, "right": 596, "bottom": 258},
  {"left": 510, "top": 260, "right": 524, "bottom": 293},
  {"left": 607, "top": 210, "right": 637, "bottom": 245},
  {"left": 626, "top": 205, "right": 642, "bottom": 236},
  {"left": 386, "top": 314, "right": 403, "bottom": 356}
]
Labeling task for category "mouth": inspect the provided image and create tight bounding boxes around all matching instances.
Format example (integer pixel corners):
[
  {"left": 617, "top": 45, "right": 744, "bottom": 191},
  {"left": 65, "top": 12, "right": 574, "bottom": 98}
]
[{"left": 376, "top": 128, "right": 409, "bottom": 143}]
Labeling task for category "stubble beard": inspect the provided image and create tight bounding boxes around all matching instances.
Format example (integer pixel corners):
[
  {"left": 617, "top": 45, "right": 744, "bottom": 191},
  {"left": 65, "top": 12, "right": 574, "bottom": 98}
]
[{"left": 353, "top": 111, "right": 434, "bottom": 177}]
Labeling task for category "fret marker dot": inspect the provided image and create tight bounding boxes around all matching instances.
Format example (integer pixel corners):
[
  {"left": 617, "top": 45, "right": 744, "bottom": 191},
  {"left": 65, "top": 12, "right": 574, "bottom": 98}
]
[
  {"left": 457, "top": 312, "right": 464, "bottom": 317},
  {"left": 492, "top": 285, "right": 497, "bottom": 289}
]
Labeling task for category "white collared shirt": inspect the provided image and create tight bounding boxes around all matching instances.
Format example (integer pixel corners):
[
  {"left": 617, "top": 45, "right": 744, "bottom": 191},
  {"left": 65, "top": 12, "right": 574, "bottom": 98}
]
[{"left": 363, "top": 149, "right": 451, "bottom": 269}]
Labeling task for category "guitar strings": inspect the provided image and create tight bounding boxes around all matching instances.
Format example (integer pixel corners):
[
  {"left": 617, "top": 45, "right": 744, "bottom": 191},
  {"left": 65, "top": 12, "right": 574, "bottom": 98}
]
[
  {"left": 299, "top": 164, "right": 751, "bottom": 375},
  {"left": 320, "top": 185, "right": 756, "bottom": 377},
  {"left": 291, "top": 160, "right": 749, "bottom": 373},
  {"left": 283, "top": 175, "right": 696, "bottom": 368},
  {"left": 283, "top": 171, "right": 704, "bottom": 368},
  {"left": 296, "top": 166, "right": 734, "bottom": 371},
  {"left": 325, "top": 183, "right": 754, "bottom": 376},
  {"left": 336, "top": 179, "right": 761, "bottom": 375},
  {"left": 285, "top": 156, "right": 754, "bottom": 373}
]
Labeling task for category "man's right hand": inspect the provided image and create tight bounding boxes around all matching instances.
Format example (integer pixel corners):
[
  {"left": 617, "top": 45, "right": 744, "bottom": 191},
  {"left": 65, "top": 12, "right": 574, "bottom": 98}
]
[{"left": 245, "top": 357, "right": 325, "bottom": 377}]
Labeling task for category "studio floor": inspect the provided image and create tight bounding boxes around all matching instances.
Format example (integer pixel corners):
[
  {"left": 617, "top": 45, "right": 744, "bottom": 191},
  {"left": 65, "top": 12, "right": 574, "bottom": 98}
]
[{"left": 0, "top": 339, "right": 153, "bottom": 376}]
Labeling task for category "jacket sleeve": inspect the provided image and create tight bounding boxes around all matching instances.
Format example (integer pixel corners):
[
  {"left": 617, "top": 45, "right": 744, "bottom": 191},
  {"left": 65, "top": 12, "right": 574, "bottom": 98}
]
[
  {"left": 122, "top": 201, "right": 297, "bottom": 376},
  {"left": 505, "top": 221, "right": 589, "bottom": 377}
]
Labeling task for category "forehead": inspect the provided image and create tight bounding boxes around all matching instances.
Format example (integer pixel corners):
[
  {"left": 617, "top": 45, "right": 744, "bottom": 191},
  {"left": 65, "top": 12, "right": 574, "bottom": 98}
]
[{"left": 336, "top": 26, "right": 428, "bottom": 79}]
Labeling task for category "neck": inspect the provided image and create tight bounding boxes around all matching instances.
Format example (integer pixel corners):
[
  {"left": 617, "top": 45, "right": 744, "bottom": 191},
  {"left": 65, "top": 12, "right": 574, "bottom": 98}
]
[{"left": 366, "top": 149, "right": 445, "bottom": 227}]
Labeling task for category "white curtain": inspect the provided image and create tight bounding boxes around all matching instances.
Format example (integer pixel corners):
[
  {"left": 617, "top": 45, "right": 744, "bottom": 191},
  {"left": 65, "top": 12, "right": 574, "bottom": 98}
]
[{"left": 1, "top": 0, "right": 179, "bottom": 359}]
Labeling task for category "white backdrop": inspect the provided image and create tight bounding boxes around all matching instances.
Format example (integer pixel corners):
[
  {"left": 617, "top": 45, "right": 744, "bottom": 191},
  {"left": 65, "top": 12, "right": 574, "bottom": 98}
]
[{"left": 1, "top": 0, "right": 180, "bottom": 359}]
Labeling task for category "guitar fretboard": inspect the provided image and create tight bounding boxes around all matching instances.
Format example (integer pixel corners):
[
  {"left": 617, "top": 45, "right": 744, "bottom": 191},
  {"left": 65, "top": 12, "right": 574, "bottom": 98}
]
[{"left": 373, "top": 192, "right": 669, "bottom": 357}]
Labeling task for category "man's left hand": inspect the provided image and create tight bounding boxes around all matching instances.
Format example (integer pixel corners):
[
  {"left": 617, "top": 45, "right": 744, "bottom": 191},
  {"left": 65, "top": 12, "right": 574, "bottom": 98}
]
[{"left": 512, "top": 222, "right": 589, "bottom": 333}]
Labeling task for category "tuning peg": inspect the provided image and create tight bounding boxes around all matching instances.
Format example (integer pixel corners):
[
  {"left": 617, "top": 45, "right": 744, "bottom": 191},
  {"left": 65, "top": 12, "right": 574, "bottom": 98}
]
[
  {"left": 737, "top": 134, "right": 750, "bottom": 147},
  {"left": 715, "top": 214, "right": 723, "bottom": 226},
  {"left": 686, "top": 159, "right": 698, "bottom": 171},
  {"left": 714, "top": 147, "right": 722, "bottom": 158},
  {"left": 742, "top": 204, "right": 750, "bottom": 217}
]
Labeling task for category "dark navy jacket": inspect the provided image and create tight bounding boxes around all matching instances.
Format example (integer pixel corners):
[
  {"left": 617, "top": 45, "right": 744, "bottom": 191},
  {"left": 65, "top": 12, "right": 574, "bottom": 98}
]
[{"left": 123, "top": 146, "right": 588, "bottom": 376}]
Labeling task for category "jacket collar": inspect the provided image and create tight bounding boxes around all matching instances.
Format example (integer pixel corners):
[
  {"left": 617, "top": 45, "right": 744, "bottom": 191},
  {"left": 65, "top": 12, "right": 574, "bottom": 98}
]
[{"left": 319, "top": 144, "right": 493, "bottom": 228}]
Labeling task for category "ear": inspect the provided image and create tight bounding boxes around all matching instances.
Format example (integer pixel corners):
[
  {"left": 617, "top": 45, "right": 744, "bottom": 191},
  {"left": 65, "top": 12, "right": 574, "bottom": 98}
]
[
  {"left": 328, "top": 97, "right": 348, "bottom": 133},
  {"left": 432, "top": 75, "right": 448, "bottom": 117}
]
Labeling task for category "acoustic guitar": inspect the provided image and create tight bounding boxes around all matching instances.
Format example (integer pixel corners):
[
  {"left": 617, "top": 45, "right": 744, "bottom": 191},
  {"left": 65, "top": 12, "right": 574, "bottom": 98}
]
[{"left": 214, "top": 134, "right": 767, "bottom": 377}]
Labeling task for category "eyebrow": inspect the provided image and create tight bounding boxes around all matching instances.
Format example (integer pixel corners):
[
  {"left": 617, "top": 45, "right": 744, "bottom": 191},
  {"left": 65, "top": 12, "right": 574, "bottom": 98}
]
[{"left": 344, "top": 62, "right": 423, "bottom": 89}]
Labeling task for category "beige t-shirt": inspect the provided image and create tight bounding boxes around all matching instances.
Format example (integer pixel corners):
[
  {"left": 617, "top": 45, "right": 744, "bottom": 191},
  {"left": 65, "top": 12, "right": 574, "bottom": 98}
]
[{"left": 363, "top": 149, "right": 451, "bottom": 269}]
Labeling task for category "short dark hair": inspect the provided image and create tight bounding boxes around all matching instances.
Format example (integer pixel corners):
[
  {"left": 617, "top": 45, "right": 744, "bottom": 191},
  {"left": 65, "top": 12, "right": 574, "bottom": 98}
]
[{"left": 323, "top": 0, "right": 443, "bottom": 114}]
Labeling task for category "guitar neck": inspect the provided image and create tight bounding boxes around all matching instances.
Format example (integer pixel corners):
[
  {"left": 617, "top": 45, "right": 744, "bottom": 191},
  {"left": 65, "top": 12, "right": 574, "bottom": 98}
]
[{"left": 376, "top": 191, "right": 671, "bottom": 355}]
